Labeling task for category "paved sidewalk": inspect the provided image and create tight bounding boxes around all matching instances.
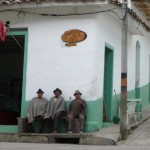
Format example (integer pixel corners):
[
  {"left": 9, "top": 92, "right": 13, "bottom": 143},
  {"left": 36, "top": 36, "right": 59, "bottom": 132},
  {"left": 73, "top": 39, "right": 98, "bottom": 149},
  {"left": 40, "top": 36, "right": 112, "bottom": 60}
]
[
  {"left": 93, "top": 124, "right": 121, "bottom": 144},
  {"left": 96, "top": 105, "right": 150, "bottom": 145}
]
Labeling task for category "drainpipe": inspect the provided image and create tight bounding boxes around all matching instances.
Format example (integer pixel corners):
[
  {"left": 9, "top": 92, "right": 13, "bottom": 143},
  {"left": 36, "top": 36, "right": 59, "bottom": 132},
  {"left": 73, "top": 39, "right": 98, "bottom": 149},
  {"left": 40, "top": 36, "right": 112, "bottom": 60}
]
[{"left": 120, "top": 0, "right": 128, "bottom": 140}]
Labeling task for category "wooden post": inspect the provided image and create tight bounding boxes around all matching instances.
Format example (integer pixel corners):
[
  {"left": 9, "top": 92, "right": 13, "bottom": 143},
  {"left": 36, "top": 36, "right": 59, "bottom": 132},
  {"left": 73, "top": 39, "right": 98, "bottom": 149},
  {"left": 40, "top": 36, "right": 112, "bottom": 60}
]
[{"left": 120, "top": 0, "right": 128, "bottom": 140}]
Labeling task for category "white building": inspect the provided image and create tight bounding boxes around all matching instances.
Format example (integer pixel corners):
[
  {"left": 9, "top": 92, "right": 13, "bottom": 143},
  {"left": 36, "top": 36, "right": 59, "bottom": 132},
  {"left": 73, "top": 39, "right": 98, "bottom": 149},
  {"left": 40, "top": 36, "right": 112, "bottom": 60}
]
[{"left": 0, "top": 0, "right": 150, "bottom": 133}]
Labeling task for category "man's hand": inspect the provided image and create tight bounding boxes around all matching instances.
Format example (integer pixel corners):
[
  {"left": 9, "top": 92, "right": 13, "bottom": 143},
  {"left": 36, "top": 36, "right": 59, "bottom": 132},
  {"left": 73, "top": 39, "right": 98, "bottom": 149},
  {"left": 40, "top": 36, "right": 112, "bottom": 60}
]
[{"left": 78, "top": 100, "right": 83, "bottom": 105}]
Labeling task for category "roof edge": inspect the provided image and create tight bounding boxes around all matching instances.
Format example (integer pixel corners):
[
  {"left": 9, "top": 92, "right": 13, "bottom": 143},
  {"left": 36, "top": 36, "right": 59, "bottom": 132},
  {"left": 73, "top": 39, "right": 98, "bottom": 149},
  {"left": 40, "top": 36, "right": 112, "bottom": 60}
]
[{"left": 0, "top": 0, "right": 109, "bottom": 11}]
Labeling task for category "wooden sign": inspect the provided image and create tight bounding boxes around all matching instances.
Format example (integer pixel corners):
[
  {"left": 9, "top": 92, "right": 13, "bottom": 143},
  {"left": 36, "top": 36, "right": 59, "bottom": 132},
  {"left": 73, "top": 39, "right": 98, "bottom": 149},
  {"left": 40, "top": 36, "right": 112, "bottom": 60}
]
[{"left": 61, "top": 29, "right": 87, "bottom": 46}]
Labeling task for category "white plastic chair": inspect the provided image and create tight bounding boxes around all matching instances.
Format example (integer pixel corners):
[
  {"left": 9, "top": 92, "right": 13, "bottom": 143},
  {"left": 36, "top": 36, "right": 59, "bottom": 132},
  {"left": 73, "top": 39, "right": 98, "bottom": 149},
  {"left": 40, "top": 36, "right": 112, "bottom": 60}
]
[{"left": 127, "top": 101, "right": 138, "bottom": 125}]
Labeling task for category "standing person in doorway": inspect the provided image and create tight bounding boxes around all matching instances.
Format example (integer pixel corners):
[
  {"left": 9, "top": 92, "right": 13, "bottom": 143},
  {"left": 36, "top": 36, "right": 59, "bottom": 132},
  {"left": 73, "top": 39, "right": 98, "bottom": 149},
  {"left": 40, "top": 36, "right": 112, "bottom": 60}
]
[
  {"left": 26, "top": 89, "right": 48, "bottom": 133},
  {"left": 68, "top": 90, "right": 86, "bottom": 133},
  {"left": 45, "top": 88, "right": 66, "bottom": 133}
]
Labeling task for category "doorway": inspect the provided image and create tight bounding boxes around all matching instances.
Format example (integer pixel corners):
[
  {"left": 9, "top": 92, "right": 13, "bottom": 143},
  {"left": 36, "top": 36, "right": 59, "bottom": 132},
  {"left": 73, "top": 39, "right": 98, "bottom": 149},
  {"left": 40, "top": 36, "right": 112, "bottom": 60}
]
[
  {"left": 135, "top": 41, "right": 140, "bottom": 98},
  {"left": 0, "top": 32, "right": 25, "bottom": 125},
  {"left": 103, "top": 44, "right": 114, "bottom": 122}
]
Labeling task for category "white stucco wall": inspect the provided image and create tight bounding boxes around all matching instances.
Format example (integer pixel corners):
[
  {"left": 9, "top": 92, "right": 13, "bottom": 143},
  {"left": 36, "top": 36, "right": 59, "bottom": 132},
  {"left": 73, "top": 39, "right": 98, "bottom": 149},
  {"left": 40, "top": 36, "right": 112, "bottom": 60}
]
[
  {"left": 131, "top": 35, "right": 150, "bottom": 88},
  {"left": 0, "top": 7, "right": 150, "bottom": 101},
  {"left": 26, "top": 14, "right": 101, "bottom": 100}
]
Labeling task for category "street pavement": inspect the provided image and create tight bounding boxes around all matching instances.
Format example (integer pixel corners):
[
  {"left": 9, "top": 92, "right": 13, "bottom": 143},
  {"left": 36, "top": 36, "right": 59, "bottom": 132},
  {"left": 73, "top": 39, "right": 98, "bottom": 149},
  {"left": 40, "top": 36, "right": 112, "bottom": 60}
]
[
  {"left": 1, "top": 116, "right": 150, "bottom": 149},
  {"left": 118, "top": 118, "right": 150, "bottom": 146},
  {"left": 0, "top": 107, "right": 150, "bottom": 150},
  {"left": 0, "top": 142, "right": 150, "bottom": 150}
]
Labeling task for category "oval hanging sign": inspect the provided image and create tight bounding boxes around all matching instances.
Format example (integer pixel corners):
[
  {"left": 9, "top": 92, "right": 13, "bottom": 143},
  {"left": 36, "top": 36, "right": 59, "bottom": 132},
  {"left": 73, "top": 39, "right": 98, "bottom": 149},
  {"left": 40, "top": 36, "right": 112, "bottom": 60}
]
[{"left": 61, "top": 29, "right": 87, "bottom": 47}]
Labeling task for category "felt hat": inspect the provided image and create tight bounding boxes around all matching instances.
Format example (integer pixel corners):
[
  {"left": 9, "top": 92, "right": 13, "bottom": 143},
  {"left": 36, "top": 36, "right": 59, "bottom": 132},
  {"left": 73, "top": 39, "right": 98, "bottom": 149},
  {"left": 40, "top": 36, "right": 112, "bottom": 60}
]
[
  {"left": 36, "top": 89, "right": 44, "bottom": 93},
  {"left": 53, "top": 88, "right": 62, "bottom": 94},
  {"left": 74, "top": 90, "right": 82, "bottom": 96}
]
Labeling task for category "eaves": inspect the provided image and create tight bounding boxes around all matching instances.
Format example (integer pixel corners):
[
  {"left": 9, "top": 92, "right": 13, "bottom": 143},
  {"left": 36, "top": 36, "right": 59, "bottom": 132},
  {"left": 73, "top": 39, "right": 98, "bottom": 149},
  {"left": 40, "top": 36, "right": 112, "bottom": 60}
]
[{"left": 0, "top": 0, "right": 110, "bottom": 11}]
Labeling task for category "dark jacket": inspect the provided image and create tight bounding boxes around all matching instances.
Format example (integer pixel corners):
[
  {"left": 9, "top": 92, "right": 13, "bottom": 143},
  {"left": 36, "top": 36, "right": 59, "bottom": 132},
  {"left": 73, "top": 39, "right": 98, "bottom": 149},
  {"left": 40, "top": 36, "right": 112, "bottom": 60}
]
[{"left": 68, "top": 98, "right": 86, "bottom": 118}]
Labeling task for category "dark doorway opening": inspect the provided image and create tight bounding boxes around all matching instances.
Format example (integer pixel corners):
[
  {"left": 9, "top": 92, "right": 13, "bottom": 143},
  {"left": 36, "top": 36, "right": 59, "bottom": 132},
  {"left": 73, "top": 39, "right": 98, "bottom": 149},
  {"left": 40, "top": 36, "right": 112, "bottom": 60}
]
[
  {"left": 0, "top": 35, "right": 24, "bottom": 125},
  {"left": 55, "top": 138, "right": 80, "bottom": 144}
]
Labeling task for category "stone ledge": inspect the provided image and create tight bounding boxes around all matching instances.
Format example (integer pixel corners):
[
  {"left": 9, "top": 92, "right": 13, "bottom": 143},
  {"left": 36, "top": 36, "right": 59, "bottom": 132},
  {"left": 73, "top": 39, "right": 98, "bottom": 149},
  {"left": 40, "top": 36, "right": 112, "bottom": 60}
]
[{"left": 0, "top": 132, "right": 116, "bottom": 145}]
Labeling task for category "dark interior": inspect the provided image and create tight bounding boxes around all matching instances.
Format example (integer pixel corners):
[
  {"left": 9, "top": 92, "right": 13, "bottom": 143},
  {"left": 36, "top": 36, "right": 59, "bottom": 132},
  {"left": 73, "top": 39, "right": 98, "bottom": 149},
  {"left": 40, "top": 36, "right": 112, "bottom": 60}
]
[
  {"left": 0, "top": 35, "right": 24, "bottom": 125},
  {"left": 55, "top": 138, "right": 80, "bottom": 144}
]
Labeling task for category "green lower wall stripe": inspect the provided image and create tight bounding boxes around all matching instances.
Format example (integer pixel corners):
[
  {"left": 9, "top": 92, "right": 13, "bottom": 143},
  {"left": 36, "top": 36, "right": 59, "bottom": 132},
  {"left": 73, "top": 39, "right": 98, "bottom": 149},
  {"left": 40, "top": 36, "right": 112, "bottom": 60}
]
[
  {"left": 140, "top": 83, "right": 150, "bottom": 107},
  {"left": 0, "top": 125, "right": 18, "bottom": 133},
  {"left": 1, "top": 83, "right": 150, "bottom": 133},
  {"left": 22, "top": 98, "right": 103, "bottom": 132},
  {"left": 85, "top": 99, "right": 103, "bottom": 132}
]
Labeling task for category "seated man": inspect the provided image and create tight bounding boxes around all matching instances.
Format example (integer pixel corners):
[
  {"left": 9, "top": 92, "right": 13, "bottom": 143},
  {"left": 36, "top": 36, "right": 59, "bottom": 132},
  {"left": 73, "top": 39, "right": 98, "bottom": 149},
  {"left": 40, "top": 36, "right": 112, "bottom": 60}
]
[
  {"left": 68, "top": 90, "right": 86, "bottom": 133},
  {"left": 45, "top": 88, "right": 66, "bottom": 133},
  {"left": 26, "top": 89, "right": 48, "bottom": 133}
]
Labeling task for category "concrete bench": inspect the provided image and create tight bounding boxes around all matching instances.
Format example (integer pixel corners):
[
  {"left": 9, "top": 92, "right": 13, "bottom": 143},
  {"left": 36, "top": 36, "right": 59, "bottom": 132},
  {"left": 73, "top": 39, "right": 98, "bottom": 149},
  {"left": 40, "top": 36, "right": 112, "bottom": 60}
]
[
  {"left": 18, "top": 117, "right": 81, "bottom": 133},
  {"left": 17, "top": 117, "right": 28, "bottom": 133},
  {"left": 18, "top": 117, "right": 68, "bottom": 133}
]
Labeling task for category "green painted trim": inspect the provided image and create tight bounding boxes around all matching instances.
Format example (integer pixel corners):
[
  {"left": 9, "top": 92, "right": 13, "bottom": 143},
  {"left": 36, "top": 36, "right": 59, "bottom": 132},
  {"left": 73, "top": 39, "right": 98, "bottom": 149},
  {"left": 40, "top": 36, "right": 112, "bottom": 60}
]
[
  {"left": 21, "top": 32, "right": 28, "bottom": 118},
  {"left": 85, "top": 98, "right": 103, "bottom": 132},
  {"left": 103, "top": 43, "right": 114, "bottom": 121},
  {"left": 105, "top": 42, "right": 114, "bottom": 51},
  {"left": 135, "top": 87, "right": 140, "bottom": 98},
  {"left": 0, "top": 126, "right": 18, "bottom": 133},
  {"left": 127, "top": 89, "right": 136, "bottom": 98},
  {"left": 139, "top": 83, "right": 150, "bottom": 107},
  {"left": 149, "top": 83, "right": 150, "bottom": 103},
  {"left": 7, "top": 31, "right": 28, "bottom": 36},
  {"left": 2, "top": 30, "right": 28, "bottom": 133},
  {"left": 7, "top": 30, "right": 28, "bottom": 118}
]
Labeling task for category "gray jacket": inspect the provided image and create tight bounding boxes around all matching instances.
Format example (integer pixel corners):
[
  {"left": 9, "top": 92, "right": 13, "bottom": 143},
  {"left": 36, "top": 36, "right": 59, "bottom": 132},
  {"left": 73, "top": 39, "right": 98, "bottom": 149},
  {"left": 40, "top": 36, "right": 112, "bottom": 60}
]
[{"left": 45, "top": 96, "right": 66, "bottom": 119}]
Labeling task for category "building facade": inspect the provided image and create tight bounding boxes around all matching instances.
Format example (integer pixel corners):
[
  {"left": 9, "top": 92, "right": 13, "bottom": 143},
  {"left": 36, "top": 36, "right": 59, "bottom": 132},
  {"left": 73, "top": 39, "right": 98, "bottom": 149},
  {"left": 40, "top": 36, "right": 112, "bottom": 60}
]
[{"left": 0, "top": 0, "right": 150, "bottom": 133}]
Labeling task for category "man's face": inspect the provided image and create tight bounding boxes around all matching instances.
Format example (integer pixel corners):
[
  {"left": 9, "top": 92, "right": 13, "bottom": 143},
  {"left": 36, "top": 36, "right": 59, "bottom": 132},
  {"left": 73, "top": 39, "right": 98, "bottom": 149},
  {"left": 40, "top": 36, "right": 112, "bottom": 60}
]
[
  {"left": 55, "top": 91, "right": 61, "bottom": 97},
  {"left": 75, "top": 93, "right": 81, "bottom": 99},
  {"left": 37, "top": 92, "right": 43, "bottom": 99}
]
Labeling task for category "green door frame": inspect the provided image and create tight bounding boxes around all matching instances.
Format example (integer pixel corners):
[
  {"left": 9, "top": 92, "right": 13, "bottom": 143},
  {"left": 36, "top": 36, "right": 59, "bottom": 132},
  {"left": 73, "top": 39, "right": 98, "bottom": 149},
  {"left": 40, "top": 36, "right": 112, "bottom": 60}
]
[
  {"left": 103, "top": 43, "right": 114, "bottom": 122},
  {"left": 149, "top": 55, "right": 150, "bottom": 103},
  {"left": 0, "top": 30, "right": 28, "bottom": 133}
]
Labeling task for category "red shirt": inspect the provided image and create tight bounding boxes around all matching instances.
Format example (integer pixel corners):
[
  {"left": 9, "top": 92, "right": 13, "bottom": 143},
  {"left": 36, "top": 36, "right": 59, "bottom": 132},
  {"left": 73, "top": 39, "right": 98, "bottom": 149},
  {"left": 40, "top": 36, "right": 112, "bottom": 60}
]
[{"left": 0, "top": 20, "right": 7, "bottom": 42}]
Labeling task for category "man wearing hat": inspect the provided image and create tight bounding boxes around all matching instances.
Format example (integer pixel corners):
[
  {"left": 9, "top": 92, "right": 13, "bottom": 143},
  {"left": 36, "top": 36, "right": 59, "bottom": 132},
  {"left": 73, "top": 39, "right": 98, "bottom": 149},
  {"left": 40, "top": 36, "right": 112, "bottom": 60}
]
[
  {"left": 45, "top": 88, "right": 66, "bottom": 133},
  {"left": 68, "top": 90, "right": 86, "bottom": 133},
  {"left": 26, "top": 89, "right": 48, "bottom": 133}
]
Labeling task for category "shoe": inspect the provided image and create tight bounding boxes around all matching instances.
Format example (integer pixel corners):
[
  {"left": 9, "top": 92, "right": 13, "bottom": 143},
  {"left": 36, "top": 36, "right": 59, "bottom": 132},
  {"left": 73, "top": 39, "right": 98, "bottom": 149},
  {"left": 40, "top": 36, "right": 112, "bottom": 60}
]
[{"left": 67, "top": 131, "right": 73, "bottom": 133}]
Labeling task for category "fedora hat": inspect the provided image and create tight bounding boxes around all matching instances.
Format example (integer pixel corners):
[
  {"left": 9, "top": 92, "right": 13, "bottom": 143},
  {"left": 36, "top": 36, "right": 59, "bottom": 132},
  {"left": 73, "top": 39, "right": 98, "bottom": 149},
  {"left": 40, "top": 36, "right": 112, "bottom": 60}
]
[
  {"left": 53, "top": 88, "right": 62, "bottom": 94},
  {"left": 74, "top": 90, "right": 82, "bottom": 96},
  {"left": 36, "top": 89, "right": 44, "bottom": 93}
]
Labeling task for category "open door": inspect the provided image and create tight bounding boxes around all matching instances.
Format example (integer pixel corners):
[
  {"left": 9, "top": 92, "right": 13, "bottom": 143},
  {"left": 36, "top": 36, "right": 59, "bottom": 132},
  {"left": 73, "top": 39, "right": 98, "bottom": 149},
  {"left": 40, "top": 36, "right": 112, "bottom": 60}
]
[{"left": 0, "top": 33, "right": 25, "bottom": 125}]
